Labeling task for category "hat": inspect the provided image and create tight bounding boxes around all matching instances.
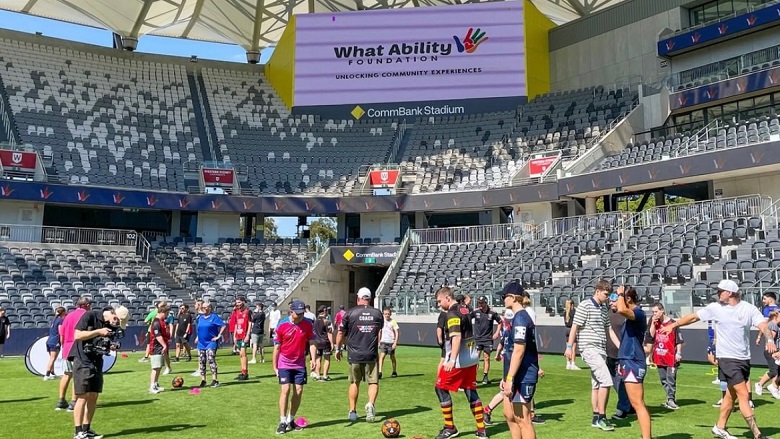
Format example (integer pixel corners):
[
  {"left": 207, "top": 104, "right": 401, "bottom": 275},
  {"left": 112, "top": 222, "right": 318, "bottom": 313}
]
[
  {"left": 477, "top": 295, "right": 488, "bottom": 302},
  {"left": 357, "top": 287, "right": 372, "bottom": 300},
  {"left": 502, "top": 281, "right": 526, "bottom": 298},
  {"left": 339, "top": 305, "right": 345, "bottom": 310},
  {"left": 716, "top": 279, "right": 739, "bottom": 294},
  {"left": 317, "top": 305, "right": 330, "bottom": 313},
  {"left": 503, "top": 309, "right": 515, "bottom": 320},
  {"left": 114, "top": 305, "right": 129, "bottom": 329},
  {"left": 290, "top": 300, "right": 306, "bottom": 314}
]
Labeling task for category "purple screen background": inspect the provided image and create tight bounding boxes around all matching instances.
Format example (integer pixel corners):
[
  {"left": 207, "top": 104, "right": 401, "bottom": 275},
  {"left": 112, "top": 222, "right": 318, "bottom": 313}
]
[{"left": 294, "top": 2, "right": 526, "bottom": 107}]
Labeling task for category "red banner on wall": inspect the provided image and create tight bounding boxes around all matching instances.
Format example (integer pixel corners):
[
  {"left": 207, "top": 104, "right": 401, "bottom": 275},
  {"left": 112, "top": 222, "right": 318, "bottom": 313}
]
[
  {"left": 528, "top": 156, "right": 559, "bottom": 178},
  {"left": 202, "top": 168, "right": 235, "bottom": 185},
  {"left": 0, "top": 150, "right": 37, "bottom": 170},
  {"left": 368, "top": 170, "right": 400, "bottom": 187}
]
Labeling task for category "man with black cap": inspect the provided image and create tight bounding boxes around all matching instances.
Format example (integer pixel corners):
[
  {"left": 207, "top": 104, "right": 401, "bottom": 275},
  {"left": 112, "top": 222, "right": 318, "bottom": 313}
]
[
  {"left": 336, "top": 287, "right": 384, "bottom": 422},
  {"left": 472, "top": 294, "right": 502, "bottom": 385},
  {"left": 70, "top": 305, "right": 127, "bottom": 439},
  {"left": 313, "top": 305, "right": 334, "bottom": 381},
  {"left": 661, "top": 279, "right": 776, "bottom": 439}
]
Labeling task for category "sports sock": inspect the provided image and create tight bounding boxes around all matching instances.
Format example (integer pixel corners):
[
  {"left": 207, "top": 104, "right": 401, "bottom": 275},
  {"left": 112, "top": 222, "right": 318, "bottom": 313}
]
[
  {"left": 280, "top": 416, "right": 287, "bottom": 423},
  {"left": 83, "top": 424, "right": 90, "bottom": 432},
  {"left": 441, "top": 401, "right": 455, "bottom": 429},
  {"left": 598, "top": 413, "right": 606, "bottom": 421},
  {"left": 242, "top": 369, "right": 248, "bottom": 375},
  {"left": 75, "top": 426, "right": 81, "bottom": 435},
  {"left": 470, "top": 400, "right": 486, "bottom": 432},
  {"left": 748, "top": 391, "right": 753, "bottom": 403}
]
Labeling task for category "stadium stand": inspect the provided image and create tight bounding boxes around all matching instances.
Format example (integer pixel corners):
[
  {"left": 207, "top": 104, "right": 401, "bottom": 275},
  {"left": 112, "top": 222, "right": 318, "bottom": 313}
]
[
  {"left": 151, "top": 238, "right": 313, "bottom": 320},
  {"left": 595, "top": 115, "right": 780, "bottom": 170},
  {"left": 383, "top": 196, "right": 778, "bottom": 318},
  {"left": 200, "top": 68, "right": 398, "bottom": 195},
  {"left": 0, "top": 37, "right": 201, "bottom": 191},
  {"left": 400, "top": 86, "right": 637, "bottom": 193},
  {"left": 0, "top": 243, "right": 174, "bottom": 329}
]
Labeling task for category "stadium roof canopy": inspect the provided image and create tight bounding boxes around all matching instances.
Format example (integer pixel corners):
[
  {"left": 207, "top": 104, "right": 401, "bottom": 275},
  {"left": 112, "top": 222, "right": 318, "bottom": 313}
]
[{"left": 0, "top": 0, "right": 625, "bottom": 52}]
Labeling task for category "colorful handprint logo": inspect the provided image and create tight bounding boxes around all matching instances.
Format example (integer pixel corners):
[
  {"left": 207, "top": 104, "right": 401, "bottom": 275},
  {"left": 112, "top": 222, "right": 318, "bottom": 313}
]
[{"left": 453, "top": 27, "right": 488, "bottom": 54}]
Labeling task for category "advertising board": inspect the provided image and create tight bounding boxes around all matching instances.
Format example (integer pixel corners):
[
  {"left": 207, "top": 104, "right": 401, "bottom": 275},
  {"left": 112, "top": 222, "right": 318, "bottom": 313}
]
[{"left": 294, "top": 2, "right": 526, "bottom": 107}]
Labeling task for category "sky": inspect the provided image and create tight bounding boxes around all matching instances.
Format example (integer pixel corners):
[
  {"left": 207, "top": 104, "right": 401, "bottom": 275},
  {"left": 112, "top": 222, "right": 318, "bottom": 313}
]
[{"left": 0, "top": 11, "right": 305, "bottom": 236}]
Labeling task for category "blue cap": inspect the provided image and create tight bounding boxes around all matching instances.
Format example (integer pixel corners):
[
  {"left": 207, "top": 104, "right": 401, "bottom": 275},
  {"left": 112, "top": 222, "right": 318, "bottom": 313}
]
[
  {"left": 290, "top": 300, "right": 306, "bottom": 314},
  {"left": 502, "top": 281, "right": 526, "bottom": 298}
]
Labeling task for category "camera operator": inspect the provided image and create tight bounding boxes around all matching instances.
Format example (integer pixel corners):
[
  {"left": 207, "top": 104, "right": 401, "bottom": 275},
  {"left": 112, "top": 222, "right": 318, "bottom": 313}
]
[{"left": 71, "top": 305, "right": 128, "bottom": 439}]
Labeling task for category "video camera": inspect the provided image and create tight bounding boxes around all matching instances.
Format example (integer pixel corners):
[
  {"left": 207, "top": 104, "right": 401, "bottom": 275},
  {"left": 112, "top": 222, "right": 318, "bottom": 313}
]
[{"left": 84, "top": 324, "right": 125, "bottom": 356}]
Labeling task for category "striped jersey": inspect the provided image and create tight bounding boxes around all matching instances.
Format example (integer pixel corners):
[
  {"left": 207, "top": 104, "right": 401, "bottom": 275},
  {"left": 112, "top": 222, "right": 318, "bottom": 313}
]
[{"left": 572, "top": 298, "right": 609, "bottom": 352}]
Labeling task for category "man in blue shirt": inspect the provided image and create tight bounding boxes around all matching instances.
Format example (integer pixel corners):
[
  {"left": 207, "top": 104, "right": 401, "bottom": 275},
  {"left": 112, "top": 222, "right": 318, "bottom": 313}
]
[
  {"left": 615, "top": 286, "right": 651, "bottom": 439},
  {"left": 501, "top": 282, "right": 539, "bottom": 439}
]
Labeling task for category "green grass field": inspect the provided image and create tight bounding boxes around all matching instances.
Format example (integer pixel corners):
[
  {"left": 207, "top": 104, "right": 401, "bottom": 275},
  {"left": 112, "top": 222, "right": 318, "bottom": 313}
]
[{"left": 1, "top": 347, "right": 778, "bottom": 439}]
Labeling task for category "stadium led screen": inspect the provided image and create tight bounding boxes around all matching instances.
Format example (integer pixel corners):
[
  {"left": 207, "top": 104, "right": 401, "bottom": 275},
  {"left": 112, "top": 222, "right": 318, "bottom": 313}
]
[{"left": 294, "top": 2, "right": 526, "bottom": 107}]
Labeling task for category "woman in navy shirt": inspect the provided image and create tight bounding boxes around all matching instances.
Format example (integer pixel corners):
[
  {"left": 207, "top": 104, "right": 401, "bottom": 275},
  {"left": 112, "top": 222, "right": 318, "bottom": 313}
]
[
  {"left": 44, "top": 306, "right": 66, "bottom": 380},
  {"left": 615, "top": 286, "right": 651, "bottom": 439}
]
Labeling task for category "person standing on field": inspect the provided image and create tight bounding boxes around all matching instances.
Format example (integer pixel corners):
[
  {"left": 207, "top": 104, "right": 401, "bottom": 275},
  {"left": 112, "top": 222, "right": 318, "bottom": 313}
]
[
  {"left": 565, "top": 279, "right": 620, "bottom": 431},
  {"left": 378, "top": 307, "right": 400, "bottom": 379},
  {"left": 312, "top": 305, "right": 334, "bottom": 381},
  {"left": 648, "top": 303, "right": 684, "bottom": 409},
  {"left": 173, "top": 304, "right": 193, "bottom": 362},
  {"left": 661, "top": 279, "right": 776, "bottom": 439},
  {"left": 229, "top": 297, "right": 253, "bottom": 381},
  {"left": 335, "top": 287, "right": 384, "bottom": 422},
  {"left": 472, "top": 295, "right": 501, "bottom": 385},
  {"left": 250, "top": 302, "right": 267, "bottom": 364}
]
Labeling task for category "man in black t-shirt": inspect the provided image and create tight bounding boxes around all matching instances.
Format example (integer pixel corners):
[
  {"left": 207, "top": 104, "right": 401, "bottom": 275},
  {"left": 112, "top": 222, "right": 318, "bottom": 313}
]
[
  {"left": 437, "top": 310, "right": 448, "bottom": 365},
  {"left": 174, "top": 304, "right": 193, "bottom": 362},
  {"left": 471, "top": 295, "right": 501, "bottom": 385},
  {"left": 250, "top": 303, "right": 266, "bottom": 364},
  {"left": 0, "top": 306, "right": 10, "bottom": 358},
  {"left": 313, "top": 305, "right": 334, "bottom": 380},
  {"left": 336, "top": 287, "right": 384, "bottom": 423},
  {"left": 71, "top": 306, "right": 124, "bottom": 439}
]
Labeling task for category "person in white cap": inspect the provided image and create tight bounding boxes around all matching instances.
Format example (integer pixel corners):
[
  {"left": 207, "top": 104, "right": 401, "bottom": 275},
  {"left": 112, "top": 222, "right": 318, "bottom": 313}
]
[
  {"left": 70, "top": 305, "right": 125, "bottom": 439},
  {"left": 335, "top": 287, "right": 384, "bottom": 422},
  {"left": 661, "top": 279, "right": 776, "bottom": 439}
]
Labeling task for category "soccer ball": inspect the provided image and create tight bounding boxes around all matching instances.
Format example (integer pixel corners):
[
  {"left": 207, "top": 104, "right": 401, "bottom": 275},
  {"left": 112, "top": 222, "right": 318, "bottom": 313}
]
[
  {"left": 381, "top": 418, "right": 401, "bottom": 438},
  {"left": 171, "top": 376, "right": 184, "bottom": 388}
]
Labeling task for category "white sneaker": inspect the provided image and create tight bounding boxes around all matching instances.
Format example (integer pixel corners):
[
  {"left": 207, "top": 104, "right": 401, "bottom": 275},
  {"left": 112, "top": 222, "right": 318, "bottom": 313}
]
[
  {"left": 191, "top": 370, "right": 201, "bottom": 377},
  {"left": 767, "top": 383, "right": 779, "bottom": 398},
  {"left": 755, "top": 383, "right": 763, "bottom": 396},
  {"left": 261, "top": 359, "right": 265, "bottom": 364},
  {"left": 248, "top": 359, "right": 257, "bottom": 364},
  {"left": 310, "top": 371, "right": 319, "bottom": 379},
  {"left": 163, "top": 367, "right": 171, "bottom": 375},
  {"left": 365, "top": 403, "right": 376, "bottom": 422},
  {"left": 712, "top": 398, "right": 722, "bottom": 407},
  {"left": 711, "top": 425, "right": 737, "bottom": 439},
  {"left": 149, "top": 386, "right": 162, "bottom": 394},
  {"left": 569, "top": 363, "right": 581, "bottom": 370},
  {"left": 712, "top": 377, "right": 721, "bottom": 385}
]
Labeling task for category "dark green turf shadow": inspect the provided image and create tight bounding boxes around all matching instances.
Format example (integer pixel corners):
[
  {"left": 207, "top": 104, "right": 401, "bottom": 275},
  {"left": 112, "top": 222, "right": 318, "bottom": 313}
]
[
  {"left": 535, "top": 398, "right": 574, "bottom": 409},
  {"left": 110, "top": 423, "right": 206, "bottom": 436},
  {"left": 674, "top": 398, "right": 706, "bottom": 406},
  {"left": 306, "top": 405, "right": 432, "bottom": 428},
  {"left": 99, "top": 399, "right": 156, "bottom": 408},
  {"left": 655, "top": 434, "right": 693, "bottom": 439},
  {"left": 386, "top": 374, "right": 425, "bottom": 378},
  {"left": 105, "top": 370, "right": 134, "bottom": 375},
  {"left": 0, "top": 396, "right": 46, "bottom": 404}
]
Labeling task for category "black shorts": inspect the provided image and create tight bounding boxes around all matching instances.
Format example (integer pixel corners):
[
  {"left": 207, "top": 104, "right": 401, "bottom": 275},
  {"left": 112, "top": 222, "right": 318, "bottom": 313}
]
[
  {"left": 316, "top": 347, "right": 332, "bottom": 357},
  {"left": 606, "top": 356, "right": 619, "bottom": 377},
  {"left": 269, "top": 329, "right": 276, "bottom": 340},
  {"left": 175, "top": 335, "right": 190, "bottom": 345},
  {"left": 73, "top": 358, "right": 104, "bottom": 394},
  {"left": 718, "top": 358, "right": 751, "bottom": 387},
  {"left": 476, "top": 341, "right": 493, "bottom": 354}
]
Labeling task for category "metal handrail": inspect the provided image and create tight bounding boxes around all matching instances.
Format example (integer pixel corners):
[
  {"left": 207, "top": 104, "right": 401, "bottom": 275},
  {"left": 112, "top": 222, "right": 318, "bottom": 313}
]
[
  {"left": 639, "top": 194, "right": 771, "bottom": 228},
  {"left": 672, "top": 45, "right": 780, "bottom": 89},
  {"left": 0, "top": 224, "right": 139, "bottom": 247},
  {"left": 409, "top": 223, "right": 532, "bottom": 245}
]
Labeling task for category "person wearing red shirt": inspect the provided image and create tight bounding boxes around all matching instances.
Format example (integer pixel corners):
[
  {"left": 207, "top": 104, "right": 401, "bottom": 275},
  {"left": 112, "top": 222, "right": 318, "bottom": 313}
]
[
  {"left": 55, "top": 297, "right": 91, "bottom": 411},
  {"left": 229, "top": 296, "right": 253, "bottom": 381},
  {"left": 149, "top": 302, "right": 172, "bottom": 394},
  {"left": 648, "top": 303, "right": 684, "bottom": 410},
  {"left": 273, "top": 300, "right": 317, "bottom": 434},
  {"left": 333, "top": 306, "right": 346, "bottom": 351}
]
